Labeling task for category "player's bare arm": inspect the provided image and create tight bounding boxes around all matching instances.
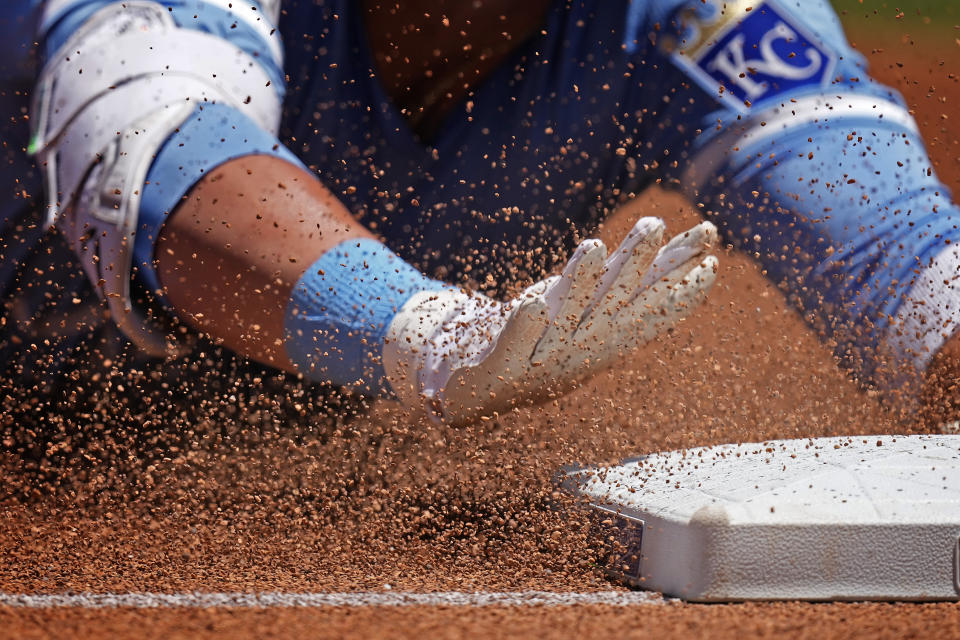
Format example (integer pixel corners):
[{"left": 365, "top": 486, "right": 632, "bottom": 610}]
[
  {"left": 30, "top": 0, "right": 718, "bottom": 425},
  {"left": 154, "top": 155, "right": 377, "bottom": 372}
]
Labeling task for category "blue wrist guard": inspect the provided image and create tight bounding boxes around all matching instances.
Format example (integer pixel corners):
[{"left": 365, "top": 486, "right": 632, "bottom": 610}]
[{"left": 284, "top": 239, "right": 446, "bottom": 395}]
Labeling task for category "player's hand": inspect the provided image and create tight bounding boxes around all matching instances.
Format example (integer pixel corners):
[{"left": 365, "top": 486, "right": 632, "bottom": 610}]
[{"left": 384, "top": 218, "right": 718, "bottom": 425}]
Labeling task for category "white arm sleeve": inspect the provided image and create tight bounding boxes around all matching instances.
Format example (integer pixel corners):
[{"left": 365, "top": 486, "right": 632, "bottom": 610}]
[
  {"left": 31, "top": 0, "right": 284, "bottom": 356},
  {"left": 888, "top": 245, "right": 960, "bottom": 373}
]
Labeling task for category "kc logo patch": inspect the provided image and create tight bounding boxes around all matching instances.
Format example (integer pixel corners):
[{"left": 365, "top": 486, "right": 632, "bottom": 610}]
[{"left": 667, "top": 0, "right": 838, "bottom": 111}]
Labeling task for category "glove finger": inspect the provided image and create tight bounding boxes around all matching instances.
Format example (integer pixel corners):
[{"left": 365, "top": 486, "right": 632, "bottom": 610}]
[
  {"left": 533, "top": 239, "right": 607, "bottom": 362},
  {"left": 555, "top": 239, "right": 607, "bottom": 319},
  {"left": 574, "top": 221, "right": 715, "bottom": 343},
  {"left": 589, "top": 217, "right": 665, "bottom": 315},
  {"left": 540, "top": 239, "right": 606, "bottom": 315},
  {"left": 640, "top": 221, "right": 718, "bottom": 290},
  {"left": 623, "top": 254, "right": 718, "bottom": 344},
  {"left": 539, "top": 218, "right": 663, "bottom": 377},
  {"left": 574, "top": 255, "right": 716, "bottom": 377}
]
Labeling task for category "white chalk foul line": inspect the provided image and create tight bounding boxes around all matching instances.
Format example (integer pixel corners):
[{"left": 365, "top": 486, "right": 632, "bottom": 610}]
[{"left": 0, "top": 591, "right": 664, "bottom": 609}]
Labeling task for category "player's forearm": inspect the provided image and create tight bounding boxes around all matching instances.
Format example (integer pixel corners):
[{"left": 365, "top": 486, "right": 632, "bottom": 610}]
[
  {"left": 701, "top": 120, "right": 960, "bottom": 381},
  {"left": 648, "top": 0, "right": 960, "bottom": 391},
  {"left": 154, "top": 154, "right": 375, "bottom": 372}
]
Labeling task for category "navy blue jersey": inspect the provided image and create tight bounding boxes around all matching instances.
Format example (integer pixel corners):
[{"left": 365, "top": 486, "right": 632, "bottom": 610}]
[
  {"left": 275, "top": 0, "right": 959, "bottom": 380},
  {"left": 4, "top": 0, "right": 959, "bottom": 388},
  {"left": 0, "top": 3, "right": 111, "bottom": 384},
  {"left": 0, "top": 2, "right": 42, "bottom": 289}
]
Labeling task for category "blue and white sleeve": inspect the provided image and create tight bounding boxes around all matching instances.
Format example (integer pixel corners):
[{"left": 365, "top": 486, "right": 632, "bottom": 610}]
[
  {"left": 637, "top": 0, "right": 960, "bottom": 388},
  {"left": 41, "top": 0, "right": 300, "bottom": 294}
]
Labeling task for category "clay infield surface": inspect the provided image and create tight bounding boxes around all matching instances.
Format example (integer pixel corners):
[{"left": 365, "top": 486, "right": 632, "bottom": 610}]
[{"left": 2, "top": 9, "right": 960, "bottom": 639}]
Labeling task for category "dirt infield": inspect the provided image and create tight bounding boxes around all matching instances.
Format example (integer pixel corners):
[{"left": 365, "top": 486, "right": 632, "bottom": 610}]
[
  {"left": 3, "top": 13, "right": 960, "bottom": 640},
  {"left": 3, "top": 602, "right": 960, "bottom": 640}
]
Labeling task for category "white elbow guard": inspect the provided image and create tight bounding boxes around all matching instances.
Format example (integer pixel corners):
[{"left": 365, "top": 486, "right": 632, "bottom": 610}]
[
  {"left": 30, "top": 0, "right": 284, "bottom": 356},
  {"left": 259, "top": 0, "right": 281, "bottom": 23}
]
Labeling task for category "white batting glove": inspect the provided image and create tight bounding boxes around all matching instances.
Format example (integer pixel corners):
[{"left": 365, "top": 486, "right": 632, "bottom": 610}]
[{"left": 383, "top": 218, "right": 718, "bottom": 425}]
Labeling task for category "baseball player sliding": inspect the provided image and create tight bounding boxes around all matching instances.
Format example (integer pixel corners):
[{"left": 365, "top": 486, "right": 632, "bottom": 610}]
[{"left": 2, "top": 0, "right": 958, "bottom": 426}]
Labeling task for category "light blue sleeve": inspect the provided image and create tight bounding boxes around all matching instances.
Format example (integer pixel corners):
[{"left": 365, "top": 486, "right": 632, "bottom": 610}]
[
  {"left": 41, "top": 0, "right": 298, "bottom": 292},
  {"left": 633, "top": 0, "right": 960, "bottom": 385}
]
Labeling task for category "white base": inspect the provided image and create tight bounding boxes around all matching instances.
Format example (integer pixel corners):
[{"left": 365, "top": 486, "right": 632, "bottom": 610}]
[{"left": 563, "top": 435, "right": 960, "bottom": 601}]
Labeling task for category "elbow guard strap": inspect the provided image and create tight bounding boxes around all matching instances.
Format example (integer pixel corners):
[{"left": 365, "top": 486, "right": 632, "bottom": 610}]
[{"left": 30, "top": 0, "right": 283, "bottom": 356}]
